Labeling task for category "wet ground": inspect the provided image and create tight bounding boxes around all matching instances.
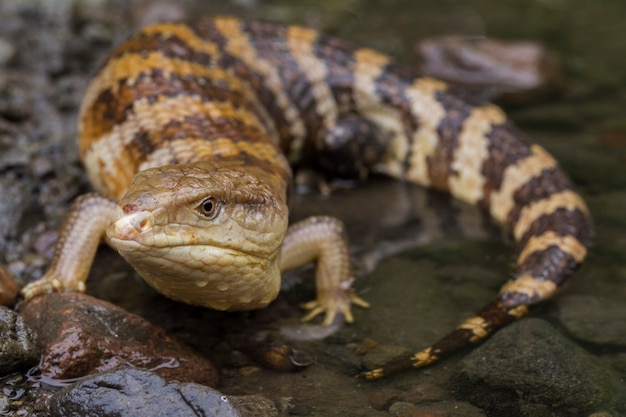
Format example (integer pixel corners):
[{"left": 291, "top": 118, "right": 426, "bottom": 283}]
[{"left": 1, "top": 0, "right": 625, "bottom": 416}]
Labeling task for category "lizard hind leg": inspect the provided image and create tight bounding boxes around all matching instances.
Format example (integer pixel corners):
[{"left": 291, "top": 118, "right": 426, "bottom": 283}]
[
  {"left": 357, "top": 301, "right": 528, "bottom": 380},
  {"left": 312, "top": 114, "right": 392, "bottom": 182}
]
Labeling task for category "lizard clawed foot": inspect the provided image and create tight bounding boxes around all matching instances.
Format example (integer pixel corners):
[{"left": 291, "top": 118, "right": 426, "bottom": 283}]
[
  {"left": 21, "top": 273, "right": 86, "bottom": 301},
  {"left": 300, "top": 279, "right": 370, "bottom": 326}
]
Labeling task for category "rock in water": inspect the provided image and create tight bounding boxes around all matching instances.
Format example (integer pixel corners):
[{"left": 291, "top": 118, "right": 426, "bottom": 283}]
[
  {"left": 19, "top": 292, "right": 218, "bottom": 386},
  {"left": 453, "top": 318, "right": 625, "bottom": 416},
  {"left": 49, "top": 368, "right": 239, "bottom": 417},
  {"left": 0, "top": 305, "right": 39, "bottom": 373}
]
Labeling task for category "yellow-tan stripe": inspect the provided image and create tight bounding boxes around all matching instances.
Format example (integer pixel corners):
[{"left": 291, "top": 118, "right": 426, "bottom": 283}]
[
  {"left": 80, "top": 52, "right": 276, "bottom": 142},
  {"left": 458, "top": 316, "right": 489, "bottom": 342},
  {"left": 448, "top": 104, "right": 506, "bottom": 204},
  {"left": 352, "top": 49, "right": 409, "bottom": 180},
  {"left": 138, "top": 137, "right": 289, "bottom": 174},
  {"left": 83, "top": 95, "right": 268, "bottom": 197},
  {"left": 213, "top": 17, "right": 306, "bottom": 145},
  {"left": 82, "top": 29, "right": 218, "bottom": 120},
  {"left": 404, "top": 77, "right": 448, "bottom": 186},
  {"left": 353, "top": 48, "right": 389, "bottom": 109},
  {"left": 286, "top": 26, "right": 338, "bottom": 161},
  {"left": 517, "top": 231, "right": 587, "bottom": 265},
  {"left": 489, "top": 144, "right": 557, "bottom": 224},
  {"left": 141, "top": 22, "right": 221, "bottom": 57},
  {"left": 499, "top": 273, "right": 558, "bottom": 302},
  {"left": 513, "top": 190, "right": 589, "bottom": 241}
]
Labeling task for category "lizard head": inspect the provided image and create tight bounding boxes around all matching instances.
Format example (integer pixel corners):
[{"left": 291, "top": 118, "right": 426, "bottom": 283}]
[{"left": 106, "top": 161, "right": 289, "bottom": 311}]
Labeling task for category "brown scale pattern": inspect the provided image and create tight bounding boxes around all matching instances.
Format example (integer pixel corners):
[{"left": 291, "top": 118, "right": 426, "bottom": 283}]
[
  {"left": 85, "top": 68, "right": 253, "bottom": 142},
  {"left": 517, "top": 245, "right": 579, "bottom": 287},
  {"left": 428, "top": 91, "right": 473, "bottom": 191},
  {"left": 506, "top": 168, "right": 573, "bottom": 226},
  {"left": 313, "top": 34, "right": 358, "bottom": 109},
  {"left": 480, "top": 122, "right": 533, "bottom": 210},
  {"left": 112, "top": 32, "right": 217, "bottom": 67},
  {"left": 517, "top": 207, "right": 591, "bottom": 248}
]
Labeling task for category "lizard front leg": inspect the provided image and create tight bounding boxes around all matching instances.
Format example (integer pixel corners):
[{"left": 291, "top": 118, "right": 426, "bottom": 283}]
[
  {"left": 21, "top": 193, "right": 117, "bottom": 300},
  {"left": 280, "top": 216, "right": 370, "bottom": 325}
]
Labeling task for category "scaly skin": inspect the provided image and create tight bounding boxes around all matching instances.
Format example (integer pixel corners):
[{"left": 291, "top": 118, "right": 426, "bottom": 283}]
[{"left": 21, "top": 16, "right": 591, "bottom": 379}]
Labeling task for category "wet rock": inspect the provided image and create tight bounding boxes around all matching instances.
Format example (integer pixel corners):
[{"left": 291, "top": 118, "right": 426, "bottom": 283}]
[
  {"left": 19, "top": 292, "right": 218, "bottom": 386},
  {"left": 0, "top": 306, "right": 40, "bottom": 373},
  {"left": 0, "top": 265, "right": 19, "bottom": 306},
  {"left": 49, "top": 368, "right": 239, "bottom": 417},
  {"left": 453, "top": 318, "right": 625, "bottom": 416},
  {"left": 556, "top": 295, "right": 626, "bottom": 347},
  {"left": 0, "top": 372, "right": 48, "bottom": 416}
]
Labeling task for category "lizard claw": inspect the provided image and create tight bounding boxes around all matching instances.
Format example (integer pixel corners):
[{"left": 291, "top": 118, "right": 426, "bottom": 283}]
[
  {"left": 301, "top": 283, "right": 370, "bottom": 326},
  {"left": 21, "top": 272, "right": 86, "bottom": 301}
]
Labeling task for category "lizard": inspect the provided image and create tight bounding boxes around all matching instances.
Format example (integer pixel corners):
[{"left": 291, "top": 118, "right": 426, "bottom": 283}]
[{"left": 20, "top": 16, "right": 592, "bottom": 379}]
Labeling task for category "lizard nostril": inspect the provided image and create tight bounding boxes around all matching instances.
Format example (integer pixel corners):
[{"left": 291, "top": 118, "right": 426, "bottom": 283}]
[
  {"left": 122, "top": 203, "right": 139, "bottom": 214},
  {"left": 107, "top": 210, "right": 153, "bottom": 241}
]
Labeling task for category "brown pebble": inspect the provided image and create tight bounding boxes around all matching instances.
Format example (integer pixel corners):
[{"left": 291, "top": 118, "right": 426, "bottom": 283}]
[
  {"left": 246, "top": 343, "right": 311, "bottom": 372},
  {"left": 19, "top": 292, "right": 218, "bottom": 386}
]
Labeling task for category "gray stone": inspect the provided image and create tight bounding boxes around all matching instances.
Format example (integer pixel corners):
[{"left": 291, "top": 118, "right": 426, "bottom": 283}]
[
  {"left": 50, "top": 368, "right": 240, "bottom": 417},
  {"left": 453, "top": 318, "right": 625, "bottom": 416},
  {"left": 0, "top": 306, "right": 39, "bottom": 373},
  {"left": 556, "top": 295, "right": 626, "bottom": 347}
]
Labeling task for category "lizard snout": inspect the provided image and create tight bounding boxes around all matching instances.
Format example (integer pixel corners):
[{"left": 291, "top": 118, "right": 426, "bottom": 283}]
[{"left": 107, "top": 208, "right": 153, "bottom": 242}]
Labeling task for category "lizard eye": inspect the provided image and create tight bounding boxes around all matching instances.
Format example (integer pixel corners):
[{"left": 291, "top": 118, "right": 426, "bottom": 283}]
[{"left": 197, "top": 197, "right": 219, "bottom": 218}]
